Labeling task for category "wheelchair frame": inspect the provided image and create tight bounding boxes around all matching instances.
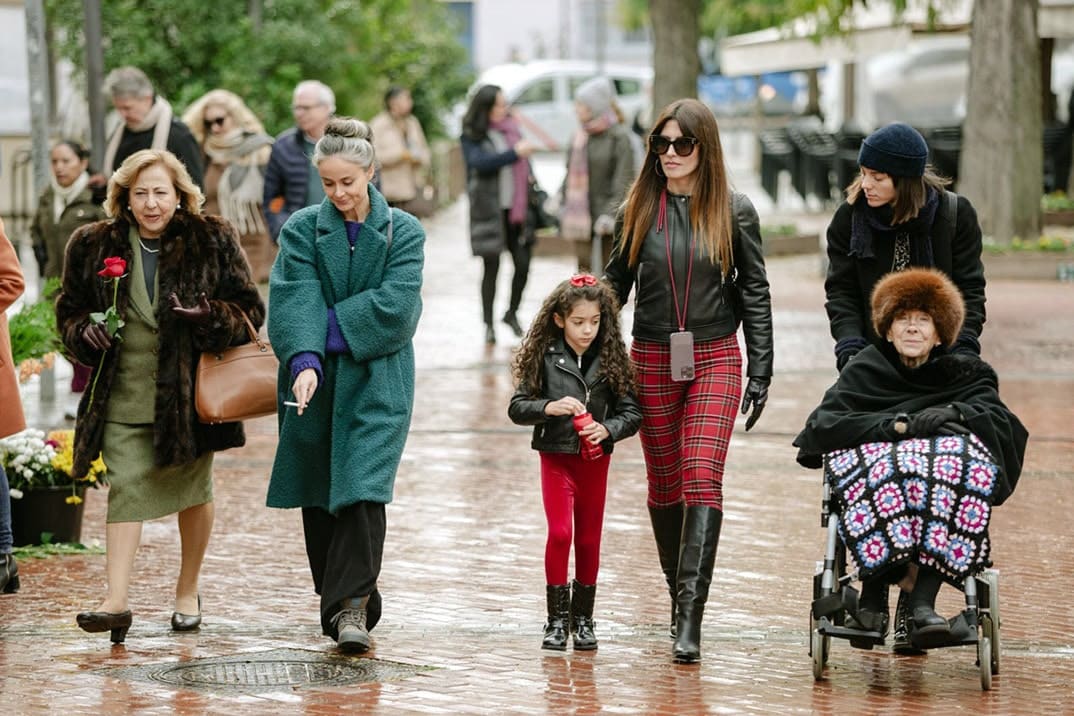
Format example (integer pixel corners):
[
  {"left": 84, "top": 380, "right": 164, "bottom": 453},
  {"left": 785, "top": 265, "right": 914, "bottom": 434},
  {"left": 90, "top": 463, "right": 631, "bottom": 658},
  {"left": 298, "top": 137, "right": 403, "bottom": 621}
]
[{"left": 809, "top": 474, "right": 1001, "bottom": 690}]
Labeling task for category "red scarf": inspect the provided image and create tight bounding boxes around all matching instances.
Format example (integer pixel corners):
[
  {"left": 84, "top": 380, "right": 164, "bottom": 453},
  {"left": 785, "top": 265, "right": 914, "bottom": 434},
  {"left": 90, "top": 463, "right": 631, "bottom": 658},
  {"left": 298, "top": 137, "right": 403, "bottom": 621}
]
[{"left": 489, "top": 116, "right": 529, "bottom": 225}]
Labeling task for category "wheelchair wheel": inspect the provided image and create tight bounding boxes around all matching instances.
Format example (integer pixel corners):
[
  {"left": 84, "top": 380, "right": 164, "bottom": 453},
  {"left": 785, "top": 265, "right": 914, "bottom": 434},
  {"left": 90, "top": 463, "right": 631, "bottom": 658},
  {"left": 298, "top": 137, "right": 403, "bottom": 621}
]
[
  {"left": 811, "top": 626, "right": 828, "bottom": 680},
  {"left": 983, "top": 570, "right": 1001, "bottom": 675},
  {"left": 978, "top": 636, "right": 992, "bottom": 691}
]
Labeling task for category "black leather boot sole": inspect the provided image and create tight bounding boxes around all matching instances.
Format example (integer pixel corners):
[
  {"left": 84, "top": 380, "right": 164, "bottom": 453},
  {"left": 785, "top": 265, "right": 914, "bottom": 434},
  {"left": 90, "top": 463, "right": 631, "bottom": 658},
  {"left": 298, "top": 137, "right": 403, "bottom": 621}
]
[{"left": 77, "top": 610, "right": 133, "bottom": 643}]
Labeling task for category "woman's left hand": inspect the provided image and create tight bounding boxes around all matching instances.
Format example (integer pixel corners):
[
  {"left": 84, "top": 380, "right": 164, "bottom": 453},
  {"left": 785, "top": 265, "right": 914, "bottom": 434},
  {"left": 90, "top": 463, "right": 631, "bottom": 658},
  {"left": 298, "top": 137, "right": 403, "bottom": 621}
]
[
  {"left": 169, "top": 292, "right": 212, "bottom": 323},
  {"left": 740, "top": 377, "right": 771, "bottom": 431},
  {"left": 579, "top": 421, "right": 609, "bottom": 444}
]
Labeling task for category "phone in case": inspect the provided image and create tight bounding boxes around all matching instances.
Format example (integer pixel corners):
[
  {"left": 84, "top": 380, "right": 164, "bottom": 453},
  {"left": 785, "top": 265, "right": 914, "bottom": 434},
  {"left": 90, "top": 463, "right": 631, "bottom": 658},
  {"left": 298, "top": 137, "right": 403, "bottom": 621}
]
[{"left": 669, "top": 331, "right": 695, "bottom": 382}]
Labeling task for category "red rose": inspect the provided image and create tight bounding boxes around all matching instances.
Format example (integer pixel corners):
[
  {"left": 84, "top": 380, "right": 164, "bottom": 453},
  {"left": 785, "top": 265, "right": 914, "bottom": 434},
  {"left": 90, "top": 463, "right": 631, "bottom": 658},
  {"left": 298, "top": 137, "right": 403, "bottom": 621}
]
[{"left": 97, "top": 257, "right": 127, "bottom": 278}]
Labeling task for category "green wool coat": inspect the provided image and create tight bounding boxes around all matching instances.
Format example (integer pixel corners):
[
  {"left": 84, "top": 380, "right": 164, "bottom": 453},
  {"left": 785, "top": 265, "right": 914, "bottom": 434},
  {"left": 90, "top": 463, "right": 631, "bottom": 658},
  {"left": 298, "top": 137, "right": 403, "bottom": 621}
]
[{"left": 266, "top": 186, "right": 424, "bottom": 513}]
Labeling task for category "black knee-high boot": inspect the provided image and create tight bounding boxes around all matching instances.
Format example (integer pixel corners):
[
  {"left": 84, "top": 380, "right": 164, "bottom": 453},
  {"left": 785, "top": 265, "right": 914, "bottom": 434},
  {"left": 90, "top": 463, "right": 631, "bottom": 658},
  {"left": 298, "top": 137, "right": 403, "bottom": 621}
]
[
  {"left": 648, "top": 504, "right": 684, "bottom": 639},
  {"left": 673, "top": 506, "right": 722, "bottom": 663},
  {"left": 907, "top": 566, "right": 950, "bottom": 648}
]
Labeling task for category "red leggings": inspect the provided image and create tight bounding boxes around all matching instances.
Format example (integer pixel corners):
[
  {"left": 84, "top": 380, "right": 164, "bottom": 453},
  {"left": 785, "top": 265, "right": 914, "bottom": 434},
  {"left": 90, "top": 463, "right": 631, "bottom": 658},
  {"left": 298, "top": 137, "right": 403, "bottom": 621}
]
[
  {"left": 540, "top": 451, "right": 610, "bottom": 585},
  {"left": 631, "top": 335, "right": 742, "bottom": 510}
]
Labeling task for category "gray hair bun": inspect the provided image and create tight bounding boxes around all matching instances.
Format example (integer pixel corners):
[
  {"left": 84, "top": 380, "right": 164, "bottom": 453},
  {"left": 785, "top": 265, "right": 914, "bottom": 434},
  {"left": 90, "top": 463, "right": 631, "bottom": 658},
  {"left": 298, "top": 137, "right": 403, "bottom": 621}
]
[
  {"left": 314, "top": 116, "right": 376, "bottom": 167},
  {"left": 324, "top": 117, "right": 372, "bottom": 142}
]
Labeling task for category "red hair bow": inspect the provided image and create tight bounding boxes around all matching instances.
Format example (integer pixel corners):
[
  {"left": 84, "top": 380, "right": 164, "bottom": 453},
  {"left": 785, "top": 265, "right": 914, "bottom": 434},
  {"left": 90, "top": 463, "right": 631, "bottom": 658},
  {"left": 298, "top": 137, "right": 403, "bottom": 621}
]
[{"left": 569, "top": 273, "right": 597, "bottom": 287}]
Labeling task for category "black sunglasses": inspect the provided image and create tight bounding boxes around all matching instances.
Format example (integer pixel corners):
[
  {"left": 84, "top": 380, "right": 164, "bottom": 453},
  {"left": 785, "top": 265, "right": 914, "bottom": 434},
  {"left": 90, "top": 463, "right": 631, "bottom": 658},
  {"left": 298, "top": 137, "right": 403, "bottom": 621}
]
[
  {"left": 203, "top": 116, "right": 227, "bottom": 129},
  {"left": 649, "top": 135, "right": 699, "bottom": 157}
]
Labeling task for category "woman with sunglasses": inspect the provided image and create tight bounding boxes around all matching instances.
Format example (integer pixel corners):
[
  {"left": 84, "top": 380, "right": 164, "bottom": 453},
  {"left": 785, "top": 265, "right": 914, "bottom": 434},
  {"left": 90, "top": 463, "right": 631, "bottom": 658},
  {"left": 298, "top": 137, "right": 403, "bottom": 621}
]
[
  {"left": 182, "top": 90, "right": 276, "bottom": 282},
  {"left": 604, "top": 98, "right": 773, "bottom": 664}
]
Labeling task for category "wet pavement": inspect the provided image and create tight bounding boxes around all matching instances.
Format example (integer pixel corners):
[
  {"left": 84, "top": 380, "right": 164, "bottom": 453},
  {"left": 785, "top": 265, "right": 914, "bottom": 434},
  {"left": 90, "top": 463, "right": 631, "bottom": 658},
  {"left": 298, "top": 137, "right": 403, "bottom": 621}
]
[{"left": 2, "top": 193, "right": 1074, "bottom": 714}]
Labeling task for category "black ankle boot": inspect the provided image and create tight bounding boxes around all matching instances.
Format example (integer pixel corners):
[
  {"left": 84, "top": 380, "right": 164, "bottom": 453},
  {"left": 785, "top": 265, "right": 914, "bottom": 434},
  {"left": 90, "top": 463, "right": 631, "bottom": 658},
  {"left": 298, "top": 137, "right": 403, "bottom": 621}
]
[
  {"left": 570, "top": 580, "right": 598, "bottom": 650},
  {"left": 502, "top": 312, "right": 523, "bottom": 337},
  {"left": 673, "top": 506, "right": 722, "bottom": 664},
  {"left": 542, "top": 584, "right": 570, "bottom": 650},
  {"left": 848, "top": 577, "right": 889, "bottom": 636},
  {"left": 0, "top": 553, "right": 18, "bottom": 594},
  {"left": 485, "top": 325, "right": 496, "bottom": 344},
  {"left": 648, "top": 504, "right": 684, "bottom": 639},
  {"left": 891, "top": 589, "right": 926, "bottom": 655},
  {"left": 907, "top": 567, "right": 950, "bottom": 649}
]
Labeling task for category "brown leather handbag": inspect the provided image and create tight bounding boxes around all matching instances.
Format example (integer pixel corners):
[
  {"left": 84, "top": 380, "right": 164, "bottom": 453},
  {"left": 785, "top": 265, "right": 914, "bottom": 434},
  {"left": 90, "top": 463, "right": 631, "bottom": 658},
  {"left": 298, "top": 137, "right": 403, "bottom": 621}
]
[{"left": 195, "top": 310, "right": 278, "bottom": 424}]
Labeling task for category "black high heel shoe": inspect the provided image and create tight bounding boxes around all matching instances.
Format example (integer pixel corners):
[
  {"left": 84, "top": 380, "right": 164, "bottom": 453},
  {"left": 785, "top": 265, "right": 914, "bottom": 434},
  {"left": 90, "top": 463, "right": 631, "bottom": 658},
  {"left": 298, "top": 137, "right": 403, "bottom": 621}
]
[
  {"left": 0, "top": 553, "right": 19, "bottom": 594},
  {"left": 171, "top": 595, "right": 202, "bottom": 631},
  {"left": 502, "top": 312, "right": 523, "bottom": 338},
  {"left": 76, "top": 610, "right": 133, "bottom": 643}
]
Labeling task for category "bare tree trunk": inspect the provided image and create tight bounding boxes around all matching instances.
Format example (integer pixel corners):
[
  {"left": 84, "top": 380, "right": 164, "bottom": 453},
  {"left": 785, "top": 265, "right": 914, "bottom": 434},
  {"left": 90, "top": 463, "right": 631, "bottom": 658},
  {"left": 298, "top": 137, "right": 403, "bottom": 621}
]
[
  {"left": 959, "top": 0, "right": 1041, "bottom": 245},
  {"left": 650, "top": 0, "right": 700, "bottom": 116}
]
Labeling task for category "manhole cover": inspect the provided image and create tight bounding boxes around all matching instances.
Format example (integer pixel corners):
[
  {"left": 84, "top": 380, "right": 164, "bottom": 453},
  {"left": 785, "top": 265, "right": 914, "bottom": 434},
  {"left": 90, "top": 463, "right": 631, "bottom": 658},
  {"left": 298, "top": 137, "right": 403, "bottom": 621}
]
[{"left": 99, "top": 648, "right": 432, "bottom": 693}]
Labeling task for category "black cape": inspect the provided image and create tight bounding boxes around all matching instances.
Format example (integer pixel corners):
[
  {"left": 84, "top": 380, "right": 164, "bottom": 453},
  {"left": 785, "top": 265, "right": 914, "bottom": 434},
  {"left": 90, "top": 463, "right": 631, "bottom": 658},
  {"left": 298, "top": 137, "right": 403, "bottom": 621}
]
[{"left": 793, "top": 344, "right": 1028, "bottom": 506}]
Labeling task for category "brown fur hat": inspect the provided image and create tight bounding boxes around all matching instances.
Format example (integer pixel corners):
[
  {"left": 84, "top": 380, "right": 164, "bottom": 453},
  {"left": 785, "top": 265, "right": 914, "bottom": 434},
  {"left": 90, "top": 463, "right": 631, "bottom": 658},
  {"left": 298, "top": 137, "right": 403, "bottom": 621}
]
[{"left": 871, "top": 268, "right": 965, "bottom": 347}]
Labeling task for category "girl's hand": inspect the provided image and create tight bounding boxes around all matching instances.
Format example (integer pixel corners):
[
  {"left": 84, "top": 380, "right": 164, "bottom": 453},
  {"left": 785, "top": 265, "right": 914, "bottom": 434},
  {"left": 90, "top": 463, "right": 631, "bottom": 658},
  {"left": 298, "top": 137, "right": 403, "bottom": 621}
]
[
  {"left": 291, "top": 368, "right": 319, "bottom": 416},
  {"left": 578, "top": 421, "right": 609, "bottom": 444},
  {"left": 544, "top": 396, "right": 586, "bottom": 416}
]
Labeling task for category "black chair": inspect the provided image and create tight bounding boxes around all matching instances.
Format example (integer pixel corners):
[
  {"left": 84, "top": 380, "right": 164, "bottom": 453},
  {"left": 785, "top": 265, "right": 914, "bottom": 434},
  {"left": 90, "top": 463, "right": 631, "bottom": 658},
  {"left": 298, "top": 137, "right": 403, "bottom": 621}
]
[
  {"left": 759, "top": 128, "right": 794, "bottom": 203},
  {"left": 926, "top": 126, "right": 962, "bottom": 189}
]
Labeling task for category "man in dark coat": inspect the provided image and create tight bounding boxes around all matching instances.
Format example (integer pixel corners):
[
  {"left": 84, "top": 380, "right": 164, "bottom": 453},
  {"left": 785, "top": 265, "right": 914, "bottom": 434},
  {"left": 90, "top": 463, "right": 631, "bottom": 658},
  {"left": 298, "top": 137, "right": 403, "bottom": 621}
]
[
  {"left": 101, "top": 66, "right": 203, "bottom": 188},
  {"left": 263, "top": 80, "right": 335, "bottom": 242}
]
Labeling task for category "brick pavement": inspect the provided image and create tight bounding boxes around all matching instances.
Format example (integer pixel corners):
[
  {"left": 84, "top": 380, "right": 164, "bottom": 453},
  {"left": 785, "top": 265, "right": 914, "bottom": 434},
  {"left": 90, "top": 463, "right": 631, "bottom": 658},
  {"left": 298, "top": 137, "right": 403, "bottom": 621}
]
[{"left": 1, "top": 198, "right": 1073, "bottom": 714}]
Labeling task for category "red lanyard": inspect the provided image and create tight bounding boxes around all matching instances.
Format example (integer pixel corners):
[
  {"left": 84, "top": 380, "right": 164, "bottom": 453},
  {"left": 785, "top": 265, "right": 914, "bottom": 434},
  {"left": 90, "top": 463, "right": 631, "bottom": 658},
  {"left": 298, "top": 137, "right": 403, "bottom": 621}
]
[{"left": 658, "top": 190, "right": 695, "bottom": 331}]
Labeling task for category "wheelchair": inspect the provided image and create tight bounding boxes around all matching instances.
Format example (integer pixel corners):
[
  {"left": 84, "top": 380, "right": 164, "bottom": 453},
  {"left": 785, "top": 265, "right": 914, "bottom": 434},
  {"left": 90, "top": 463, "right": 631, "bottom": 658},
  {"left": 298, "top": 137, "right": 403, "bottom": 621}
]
[{"left": 809, "top": 473, "right": 1001, "bottom": 690}]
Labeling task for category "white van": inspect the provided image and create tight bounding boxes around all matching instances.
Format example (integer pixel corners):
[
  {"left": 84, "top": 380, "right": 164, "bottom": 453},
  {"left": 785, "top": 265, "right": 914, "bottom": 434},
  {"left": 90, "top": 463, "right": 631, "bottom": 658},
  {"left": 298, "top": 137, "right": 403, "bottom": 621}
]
[{"left": 451, "top": 60, "right": 653, "bottom": 151}]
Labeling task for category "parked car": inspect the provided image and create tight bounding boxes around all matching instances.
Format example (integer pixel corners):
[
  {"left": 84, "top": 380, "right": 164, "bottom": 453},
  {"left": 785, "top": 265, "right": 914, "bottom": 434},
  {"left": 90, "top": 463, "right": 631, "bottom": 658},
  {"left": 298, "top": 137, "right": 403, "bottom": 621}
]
[{"left": 447, "top": 60, "right": 653, "bottom": 150}]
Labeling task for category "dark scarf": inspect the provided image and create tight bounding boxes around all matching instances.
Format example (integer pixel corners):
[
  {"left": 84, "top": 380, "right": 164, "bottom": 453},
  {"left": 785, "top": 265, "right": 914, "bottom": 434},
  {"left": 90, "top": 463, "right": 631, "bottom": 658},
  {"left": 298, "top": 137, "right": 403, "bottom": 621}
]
[{"left": 849, "top": 187, "right": 940, "bottom": 265}]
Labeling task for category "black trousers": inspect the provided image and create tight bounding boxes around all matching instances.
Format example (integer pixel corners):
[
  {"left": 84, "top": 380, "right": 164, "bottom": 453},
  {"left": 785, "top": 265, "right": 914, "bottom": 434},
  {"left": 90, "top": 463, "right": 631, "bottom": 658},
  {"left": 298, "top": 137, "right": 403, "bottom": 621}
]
[
  {"left": 302, "top": 501, "right": 385, "bottom": 638},
  {"left": 481, "top": 211, "right": 532, "bottom": 325}
]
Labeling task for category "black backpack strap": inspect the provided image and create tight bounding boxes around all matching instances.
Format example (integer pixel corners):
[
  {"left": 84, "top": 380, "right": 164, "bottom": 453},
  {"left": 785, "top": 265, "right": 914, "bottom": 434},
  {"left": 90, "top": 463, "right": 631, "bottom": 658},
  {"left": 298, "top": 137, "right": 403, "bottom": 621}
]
[{"left": 946, "top": 190, "right": 958, "bottom": 234}]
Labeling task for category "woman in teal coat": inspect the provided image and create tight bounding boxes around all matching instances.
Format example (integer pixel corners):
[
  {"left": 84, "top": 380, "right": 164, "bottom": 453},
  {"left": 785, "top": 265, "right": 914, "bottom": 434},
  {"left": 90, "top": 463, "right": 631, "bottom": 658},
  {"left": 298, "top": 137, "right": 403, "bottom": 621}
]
[{"left": 266, "top": 117, "right": 425, "bottom": 653}]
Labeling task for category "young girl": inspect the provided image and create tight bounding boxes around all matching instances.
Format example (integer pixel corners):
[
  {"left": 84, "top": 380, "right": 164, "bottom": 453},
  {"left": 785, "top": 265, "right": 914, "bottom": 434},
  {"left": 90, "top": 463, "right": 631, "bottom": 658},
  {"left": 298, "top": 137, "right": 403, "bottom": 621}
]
[{"left": 508, "top": 274, "right": 642, "bottom": 651}]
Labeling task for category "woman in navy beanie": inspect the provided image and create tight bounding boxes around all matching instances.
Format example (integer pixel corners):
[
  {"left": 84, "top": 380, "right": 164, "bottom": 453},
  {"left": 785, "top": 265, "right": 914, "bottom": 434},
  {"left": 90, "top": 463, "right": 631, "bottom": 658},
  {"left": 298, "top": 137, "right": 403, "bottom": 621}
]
[{"left": 821, "top": 120, "right": 986, "bottom": 654}]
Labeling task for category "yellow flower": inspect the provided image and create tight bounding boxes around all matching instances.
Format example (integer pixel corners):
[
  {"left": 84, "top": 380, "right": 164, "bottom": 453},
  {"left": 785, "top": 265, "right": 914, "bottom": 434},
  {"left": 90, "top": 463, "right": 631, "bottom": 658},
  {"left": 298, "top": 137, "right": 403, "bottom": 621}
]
[{"left": 65, "top": 495, "right": 83, "bottom": 505}]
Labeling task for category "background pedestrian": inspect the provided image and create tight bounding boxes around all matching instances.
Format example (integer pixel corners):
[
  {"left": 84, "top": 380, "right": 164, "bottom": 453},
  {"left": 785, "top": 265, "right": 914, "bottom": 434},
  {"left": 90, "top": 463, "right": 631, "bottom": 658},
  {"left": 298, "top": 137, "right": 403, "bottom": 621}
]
[
  {"left": 370, "top": 85, "right": 432, "bottom": 216},
  {"left": 263, "top": 80, "right": 335, "bottom": 242},
  {"left": 558, "top": 77, "right": 637, "bottom": 272},
  {"left": 182, "top": 89, "right": 276, "bottom": 283},
  {"left": 101, "top": 66, "right": 203, "bottom": 188},
  {"left": 460, "top": 84, "right": 537, "bottom": 344}
]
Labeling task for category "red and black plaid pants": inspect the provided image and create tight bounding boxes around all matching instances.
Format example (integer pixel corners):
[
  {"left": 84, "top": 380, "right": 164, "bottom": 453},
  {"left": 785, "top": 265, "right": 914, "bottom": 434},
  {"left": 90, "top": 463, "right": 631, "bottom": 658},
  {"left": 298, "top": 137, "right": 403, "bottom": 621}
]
[{"left": 631, "top": 334, "right": 742, "bottom": 509}]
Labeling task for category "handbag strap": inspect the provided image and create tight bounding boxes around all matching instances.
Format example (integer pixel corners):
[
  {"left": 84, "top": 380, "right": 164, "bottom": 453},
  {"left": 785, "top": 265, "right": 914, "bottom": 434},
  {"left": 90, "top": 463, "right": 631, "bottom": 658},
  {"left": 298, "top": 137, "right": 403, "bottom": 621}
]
[{"left": 235, "top": 309, "right": 268, "bottom": 350}]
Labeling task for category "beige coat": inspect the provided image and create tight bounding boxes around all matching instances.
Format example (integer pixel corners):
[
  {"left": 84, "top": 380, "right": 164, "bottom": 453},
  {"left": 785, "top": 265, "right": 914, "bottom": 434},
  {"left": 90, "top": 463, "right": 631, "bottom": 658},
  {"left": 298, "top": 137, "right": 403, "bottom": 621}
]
[
  {"left": 370, "top": 111, "right": 430, "bottom": 203},
  {"left": 0, "top": 218, "right": 27, "bottom": 439}
]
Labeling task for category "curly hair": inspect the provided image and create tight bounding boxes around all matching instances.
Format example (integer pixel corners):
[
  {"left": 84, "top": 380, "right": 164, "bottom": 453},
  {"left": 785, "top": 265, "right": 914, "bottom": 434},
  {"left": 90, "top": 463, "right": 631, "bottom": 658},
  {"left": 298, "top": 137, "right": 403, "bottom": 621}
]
[{"left": 511, "top": 277, "right": 635, "bottom": 398}]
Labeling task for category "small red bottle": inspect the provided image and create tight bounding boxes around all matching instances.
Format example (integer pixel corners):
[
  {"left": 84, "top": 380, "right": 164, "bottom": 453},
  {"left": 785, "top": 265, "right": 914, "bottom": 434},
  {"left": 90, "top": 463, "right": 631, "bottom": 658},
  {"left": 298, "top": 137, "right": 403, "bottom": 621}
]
[{"left": 572, "top": 412, "right": 604, "bottom": 461}]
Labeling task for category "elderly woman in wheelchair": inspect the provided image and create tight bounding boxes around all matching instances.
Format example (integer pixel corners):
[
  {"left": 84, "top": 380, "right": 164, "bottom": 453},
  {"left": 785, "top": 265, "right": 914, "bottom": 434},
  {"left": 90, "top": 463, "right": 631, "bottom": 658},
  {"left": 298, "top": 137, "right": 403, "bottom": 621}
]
[{"left": 794, "top": 268, "right": 1027, "bottom": 657}]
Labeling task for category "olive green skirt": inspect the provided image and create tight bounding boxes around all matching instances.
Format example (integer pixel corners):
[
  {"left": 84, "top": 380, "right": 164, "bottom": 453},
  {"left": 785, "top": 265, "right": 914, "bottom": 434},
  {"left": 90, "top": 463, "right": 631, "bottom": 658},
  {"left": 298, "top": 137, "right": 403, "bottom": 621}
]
[{"left": 102, "top": 422, "right": 213, "bottom": 523}]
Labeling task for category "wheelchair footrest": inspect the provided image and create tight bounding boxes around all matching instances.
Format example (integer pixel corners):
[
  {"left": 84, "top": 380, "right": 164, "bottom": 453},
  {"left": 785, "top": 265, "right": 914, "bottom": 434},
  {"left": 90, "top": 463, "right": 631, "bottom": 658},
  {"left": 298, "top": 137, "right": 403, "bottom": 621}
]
[
  {"left": 816, "top": 616, "right": 885, "bottom": 647},
  {"left": 908, "top": 610, "right": 979, "bottom": 650}
]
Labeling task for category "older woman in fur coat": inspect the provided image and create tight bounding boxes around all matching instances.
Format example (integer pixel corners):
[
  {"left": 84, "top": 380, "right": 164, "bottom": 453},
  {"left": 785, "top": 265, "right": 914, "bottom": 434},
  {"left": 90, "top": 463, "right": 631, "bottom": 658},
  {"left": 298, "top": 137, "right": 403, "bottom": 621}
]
[
  {"left": 795, "top": 268, "right": 1026, "bottom": 652},
  {"left": 56, "top": 149, "right": 264, "bottom": 643}
]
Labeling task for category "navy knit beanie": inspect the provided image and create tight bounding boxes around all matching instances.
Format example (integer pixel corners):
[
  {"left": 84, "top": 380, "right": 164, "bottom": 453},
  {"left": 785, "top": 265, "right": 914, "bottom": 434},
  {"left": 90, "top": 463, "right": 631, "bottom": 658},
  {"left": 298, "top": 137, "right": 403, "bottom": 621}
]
[{"left": 858, "top": 122, "right": 928, "bottom": 177}]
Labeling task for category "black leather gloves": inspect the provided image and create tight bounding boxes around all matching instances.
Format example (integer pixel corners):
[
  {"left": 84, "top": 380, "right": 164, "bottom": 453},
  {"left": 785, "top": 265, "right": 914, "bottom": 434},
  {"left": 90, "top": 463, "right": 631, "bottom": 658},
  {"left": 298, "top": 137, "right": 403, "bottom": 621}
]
[
  {"left": 835, "top": 336, "right": 868, "bottom": 371},
  {"left": 740, "top": 376, "right": 770, "bottom": 432},
  {"left": 897, "top": 405, "right": 963, "bottom": 437}
]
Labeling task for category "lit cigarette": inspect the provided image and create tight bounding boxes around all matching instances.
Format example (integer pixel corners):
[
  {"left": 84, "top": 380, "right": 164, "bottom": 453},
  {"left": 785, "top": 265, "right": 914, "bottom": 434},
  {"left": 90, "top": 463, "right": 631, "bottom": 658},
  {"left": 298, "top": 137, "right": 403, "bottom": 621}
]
[{"left": 283, "top": 401, "right": 302, "bottom": 408}]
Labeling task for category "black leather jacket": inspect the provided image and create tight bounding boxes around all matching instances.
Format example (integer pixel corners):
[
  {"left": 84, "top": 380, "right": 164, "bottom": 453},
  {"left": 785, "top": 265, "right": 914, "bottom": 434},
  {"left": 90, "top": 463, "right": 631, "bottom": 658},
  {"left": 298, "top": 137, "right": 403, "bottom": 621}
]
[
  {"left": 508, "top": 340, "right": 642, "bottom": 455},
  {"left": 604, "top": 191, "right": 774, "bottom": 377}
]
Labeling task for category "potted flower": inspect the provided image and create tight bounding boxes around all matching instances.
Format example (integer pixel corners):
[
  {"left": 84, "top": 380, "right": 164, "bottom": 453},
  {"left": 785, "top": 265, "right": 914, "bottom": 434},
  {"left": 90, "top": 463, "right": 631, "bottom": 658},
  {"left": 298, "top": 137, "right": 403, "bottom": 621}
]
[{"left": 0, "top": 428, "right": 106, "bottom": 545}]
